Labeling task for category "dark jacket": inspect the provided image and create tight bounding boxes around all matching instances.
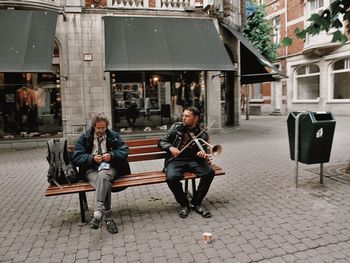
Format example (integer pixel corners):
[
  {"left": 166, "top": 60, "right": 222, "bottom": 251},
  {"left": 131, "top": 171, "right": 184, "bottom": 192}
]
[
  {"left": 72, "top": 127, "right": 131, "bottom": 178},
  {"left": 158, "top": 122, "right": 209, "bottom": 168}
]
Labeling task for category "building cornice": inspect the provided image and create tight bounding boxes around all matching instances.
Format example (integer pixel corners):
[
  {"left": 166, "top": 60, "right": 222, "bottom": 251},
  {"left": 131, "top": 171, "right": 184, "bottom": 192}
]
[{"left": 0, "top": 0, "right": 62, "bottom": 11}]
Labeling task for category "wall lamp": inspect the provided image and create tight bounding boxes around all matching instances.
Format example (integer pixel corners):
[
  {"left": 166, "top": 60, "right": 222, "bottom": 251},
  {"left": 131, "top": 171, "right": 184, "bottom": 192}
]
[
  {"left": 211, "top": 73, "right": 225, "bottom": 79},
  {"left": 58, "top": 10, "right": 67, "bottom": 22}
]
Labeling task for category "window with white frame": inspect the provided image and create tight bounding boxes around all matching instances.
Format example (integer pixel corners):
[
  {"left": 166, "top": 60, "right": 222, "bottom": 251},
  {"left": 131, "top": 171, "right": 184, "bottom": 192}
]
[
  {"left": 295, "top": 64, "right": 320, "bottom": 100},
  {"left": 251, "top": 83, "right": 263, "bottom": 100},
  {"left": 331, "top": 58, "right": 350, "bottom": 99},
  {"left": 305, "top": 0, "right": 341, "bottom": 46},
  {"left": 309, "top": 0, "right": 324, "bottom": 12},
  {"left": 272, "top": 16, "right": 281, "bottom": 45}
]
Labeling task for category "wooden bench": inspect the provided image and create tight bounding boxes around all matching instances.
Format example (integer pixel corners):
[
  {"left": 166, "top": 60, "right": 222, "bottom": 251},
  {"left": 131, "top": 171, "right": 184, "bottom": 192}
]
[{"left": 45, "top": 138, "right": 225, "bottom": 223}]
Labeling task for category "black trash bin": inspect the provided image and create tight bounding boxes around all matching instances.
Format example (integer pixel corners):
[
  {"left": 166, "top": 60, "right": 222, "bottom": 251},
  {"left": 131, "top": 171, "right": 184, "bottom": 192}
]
[{"left": 287, "top": 111, "right": 336, "bottom": 164}]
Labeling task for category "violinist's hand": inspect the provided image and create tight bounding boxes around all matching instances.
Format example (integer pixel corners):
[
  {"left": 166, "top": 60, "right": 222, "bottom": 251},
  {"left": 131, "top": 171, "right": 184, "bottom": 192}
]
[
  {"left": 197, "top": 151, "right": 209, "bottom": 159},
  {"left": 197, "top": 151, "right": 212, "bottom": 164},
  {"left": 169, "top": 147, "right": 180, "bottom": 157}
]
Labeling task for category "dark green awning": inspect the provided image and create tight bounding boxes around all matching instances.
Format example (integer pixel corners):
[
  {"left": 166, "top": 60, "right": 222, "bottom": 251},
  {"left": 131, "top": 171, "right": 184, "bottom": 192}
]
[
  {"left": 220, "top": 23, "right": 285, "bottom": 84},
  {"left": 104, "top": 17, "right": 234, "bottom": 71},
  {"left": 0, "top": 10, "right": 58, "bottom": 73}
]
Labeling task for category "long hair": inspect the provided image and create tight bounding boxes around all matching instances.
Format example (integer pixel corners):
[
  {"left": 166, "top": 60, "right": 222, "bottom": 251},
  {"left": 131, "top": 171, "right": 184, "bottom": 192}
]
[{"left": 91, "top": 112, "right": 109, "bottom": 127}]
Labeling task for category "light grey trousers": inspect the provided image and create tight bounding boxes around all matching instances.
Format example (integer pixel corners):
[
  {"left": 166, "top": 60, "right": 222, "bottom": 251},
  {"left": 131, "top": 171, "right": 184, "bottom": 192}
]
[{"left": 86, "top": 167, "right": 117, "bottom": 219}]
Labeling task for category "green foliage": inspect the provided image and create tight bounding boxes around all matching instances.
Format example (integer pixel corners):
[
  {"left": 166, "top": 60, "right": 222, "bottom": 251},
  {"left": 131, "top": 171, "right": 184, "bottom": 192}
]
[
  {"left": 281, "top": 36, "right": 292, "bottom": 46},
  {"left": 243, "top": 4, "right": 278, "bottom": 61},
  {"left": 282, "top": 0, "right": 350, "bottom": 46},
  {"left": 332, "top": 29, "right": 348, "bottom": 44}
]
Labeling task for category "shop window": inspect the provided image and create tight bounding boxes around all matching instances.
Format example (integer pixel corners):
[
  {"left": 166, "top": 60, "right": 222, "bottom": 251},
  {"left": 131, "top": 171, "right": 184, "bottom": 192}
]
[
  {"left": 110, "top": 71, "right": 204, "bottom": 132},
  {"left": 0, "top": 67, "right": 62, "bottom": 138},
  {"left": 331, "top": 58, "right": 350, "bottom": 99},
  {"left": 146, "top": 76, "right": 160, "bottom": 110},
  {"left": 295, "top": 64, "right": 320, "bottom": 100}
]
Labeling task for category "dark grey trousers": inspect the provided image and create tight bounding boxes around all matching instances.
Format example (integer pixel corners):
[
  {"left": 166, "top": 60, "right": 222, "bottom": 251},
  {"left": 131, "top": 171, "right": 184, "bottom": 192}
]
[{"left": 86, "top": 167, "right": 117, "bottom": 218}]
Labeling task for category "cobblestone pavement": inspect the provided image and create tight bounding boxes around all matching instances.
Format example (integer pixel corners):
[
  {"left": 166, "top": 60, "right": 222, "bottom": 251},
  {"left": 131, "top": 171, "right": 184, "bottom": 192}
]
[{"left": 1, "top": 115, "right": 350, "bottom": 263}]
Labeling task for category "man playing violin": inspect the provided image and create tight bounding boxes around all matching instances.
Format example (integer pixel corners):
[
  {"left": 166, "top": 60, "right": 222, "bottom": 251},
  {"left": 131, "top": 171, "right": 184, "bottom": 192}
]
[{"left": 158, "top": 106, "right": 215, "bottom": 218}]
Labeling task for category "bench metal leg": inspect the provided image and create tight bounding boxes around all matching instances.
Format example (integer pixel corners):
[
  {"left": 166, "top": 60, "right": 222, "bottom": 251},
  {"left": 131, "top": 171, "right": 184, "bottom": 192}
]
[
  {"left": 78, "top": 192, "right": 87, "bottom": 224},
  {"left": 184, "top": 179, "right": 189, "bottom": 196},
  {"left": 184, "top": 179, "right": 197, "bottom": 199},
  {"left": 191, "top": 179, "right": 197, "bottom": 200},
  {"left": 82, "top": 192, "right": 88, "bottom": 210}
]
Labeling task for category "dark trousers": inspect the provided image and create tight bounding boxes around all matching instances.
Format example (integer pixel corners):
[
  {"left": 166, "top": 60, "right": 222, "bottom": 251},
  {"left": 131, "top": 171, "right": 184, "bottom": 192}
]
[{"left": 166, "top": 159, "right": 215, "bottom": 207}]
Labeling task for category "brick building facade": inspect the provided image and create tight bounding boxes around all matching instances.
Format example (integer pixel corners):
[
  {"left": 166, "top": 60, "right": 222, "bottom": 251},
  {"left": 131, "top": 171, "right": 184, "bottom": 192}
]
[{"left": 264, "top": 0, "right": 350, "bottom": 116}]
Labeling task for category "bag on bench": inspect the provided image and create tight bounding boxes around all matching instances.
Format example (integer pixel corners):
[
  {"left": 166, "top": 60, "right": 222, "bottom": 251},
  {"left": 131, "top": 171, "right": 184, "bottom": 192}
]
[{"left": 46, "top": 138, "right": 78, "bottom": 187}]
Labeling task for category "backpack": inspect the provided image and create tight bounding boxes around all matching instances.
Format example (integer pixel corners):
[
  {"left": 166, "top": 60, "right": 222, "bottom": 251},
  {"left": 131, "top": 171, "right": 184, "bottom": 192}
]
[{"left": 46, "top": 138, "right": 78, "bottom": 187}]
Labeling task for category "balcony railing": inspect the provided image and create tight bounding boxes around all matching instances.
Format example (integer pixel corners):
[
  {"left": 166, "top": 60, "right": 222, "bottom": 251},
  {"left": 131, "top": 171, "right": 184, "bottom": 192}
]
[
  {"left": 156, "top": 0, "right": 194, "bottom": 9},
  {"left": 108, "top": 0, "right": 148, "bottom": 8},
  {"left": 107, "top": 0, "right": 195, "bottom": 9},
  {"left": 2, "top": 0, "right": 62, "bottom": 7}
]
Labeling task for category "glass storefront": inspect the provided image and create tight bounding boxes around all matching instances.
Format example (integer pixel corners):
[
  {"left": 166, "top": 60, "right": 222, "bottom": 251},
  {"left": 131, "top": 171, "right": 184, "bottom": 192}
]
[
  {"left": 0, "top": 67, "right": 62, "bottom": 139},
  {"left": 110, "top": 71, "right": 206, "bottom": 133}
]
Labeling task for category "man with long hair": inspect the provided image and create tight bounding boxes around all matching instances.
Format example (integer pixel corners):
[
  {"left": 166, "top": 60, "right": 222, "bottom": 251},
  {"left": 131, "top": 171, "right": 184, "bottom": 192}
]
[{"left": 72, "top": 113, "right": 130, "bottom": 234}]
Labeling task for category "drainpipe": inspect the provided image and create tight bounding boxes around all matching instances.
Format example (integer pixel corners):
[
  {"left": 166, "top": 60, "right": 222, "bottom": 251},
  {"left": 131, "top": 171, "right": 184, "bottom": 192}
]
[
  {"left": 284, "top": 0, "right": 288, "bottom": 114},
  {"left": 241, "top": 0, "right": 246, "bottom": 31},
  {"left": 246, "top": 84, "right": 250, "bottom": 120}
]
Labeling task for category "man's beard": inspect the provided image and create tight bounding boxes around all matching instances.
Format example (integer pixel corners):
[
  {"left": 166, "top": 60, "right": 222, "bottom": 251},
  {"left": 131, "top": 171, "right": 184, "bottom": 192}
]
[{"left": 183, "top": 121, "right": 190, "bottom": 127}]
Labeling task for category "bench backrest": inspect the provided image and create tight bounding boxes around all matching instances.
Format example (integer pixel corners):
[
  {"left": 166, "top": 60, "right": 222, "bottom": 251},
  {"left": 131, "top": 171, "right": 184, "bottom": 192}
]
[
  {"left": 127, "top": 138, "right": 166, "bottom": 162},
  {"left": 68, "top": 138, "right": 166, "bottom": 162}
]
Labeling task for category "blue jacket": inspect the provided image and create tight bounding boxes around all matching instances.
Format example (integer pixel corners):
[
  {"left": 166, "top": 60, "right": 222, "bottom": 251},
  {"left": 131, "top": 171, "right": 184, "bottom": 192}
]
[{"left": 72, "top": 127, "right": 131, "bottom": 177}]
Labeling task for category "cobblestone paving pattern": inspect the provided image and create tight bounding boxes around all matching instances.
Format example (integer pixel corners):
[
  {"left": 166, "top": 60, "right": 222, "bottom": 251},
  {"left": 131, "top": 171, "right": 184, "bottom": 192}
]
[{"left": 0, "top": 116, "right": 350, "bottom": 262}]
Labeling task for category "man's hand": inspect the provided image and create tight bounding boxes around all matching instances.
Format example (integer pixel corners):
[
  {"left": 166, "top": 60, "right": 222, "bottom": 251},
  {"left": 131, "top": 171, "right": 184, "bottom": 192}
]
[
  {"left": 102, "top": 153, "right": 111, "bottom": 162},
  {"left": 197, "top": 151, "right": 212, "bottom": 164},
  {"left": 93, "top": 154, "right": 103, "bottom": 164},
  {"left": 196, "top": 150, "right": 209, "bottom": 159},
  {"left": 169, "top": 147, "right": 180, "bottom": 157}
]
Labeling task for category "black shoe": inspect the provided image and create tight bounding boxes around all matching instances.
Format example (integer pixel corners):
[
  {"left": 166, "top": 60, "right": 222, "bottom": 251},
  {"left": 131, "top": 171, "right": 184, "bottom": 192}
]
[
  {"left": 178, "top": 206, "right": 189, "bottom": 218},
  {"left": 106, "top": 219, "right": 118, "bottom": 234},
  {"left": 89, "top": 210, "right": 102, "bottom": 229},
  {"left": 192, "top": 205, "right": 212, "bottom": 218},
  {"left": 89, "top": 217, "right": 100, "bottom": 229}
]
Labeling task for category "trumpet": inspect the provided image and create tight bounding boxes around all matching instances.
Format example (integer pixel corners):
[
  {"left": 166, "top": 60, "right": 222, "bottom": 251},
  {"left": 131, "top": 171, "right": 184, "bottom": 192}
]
[
  {"left": 195, "top": 138, "right": 222, "bottom": 157},
  {"left": 191, "top": 137, "right": 222, "bottom": 161}
]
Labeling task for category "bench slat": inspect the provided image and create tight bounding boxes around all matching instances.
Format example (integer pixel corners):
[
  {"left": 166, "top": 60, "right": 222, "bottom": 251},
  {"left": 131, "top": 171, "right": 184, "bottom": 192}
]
[
  {"left": 128, "top": 152, "right": 167, "bottom": 162},
  {"left": 129, "top": 146, "right": 163, "bottom": 155},
  {"left": 126, "top": 138, "right": 160, "bottom": 147}
]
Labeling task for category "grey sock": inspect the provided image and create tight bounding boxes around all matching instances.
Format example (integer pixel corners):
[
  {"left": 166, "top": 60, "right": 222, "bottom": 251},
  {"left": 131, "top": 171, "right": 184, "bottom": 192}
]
[{"left": 93, "top": 210, "right": 103, "bottom": 220}]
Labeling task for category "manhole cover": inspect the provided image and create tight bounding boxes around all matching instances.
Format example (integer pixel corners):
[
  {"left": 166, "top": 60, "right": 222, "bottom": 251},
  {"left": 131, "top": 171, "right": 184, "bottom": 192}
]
[{"left": 305, "top": 163, "right": 350, "bottom": 185}]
